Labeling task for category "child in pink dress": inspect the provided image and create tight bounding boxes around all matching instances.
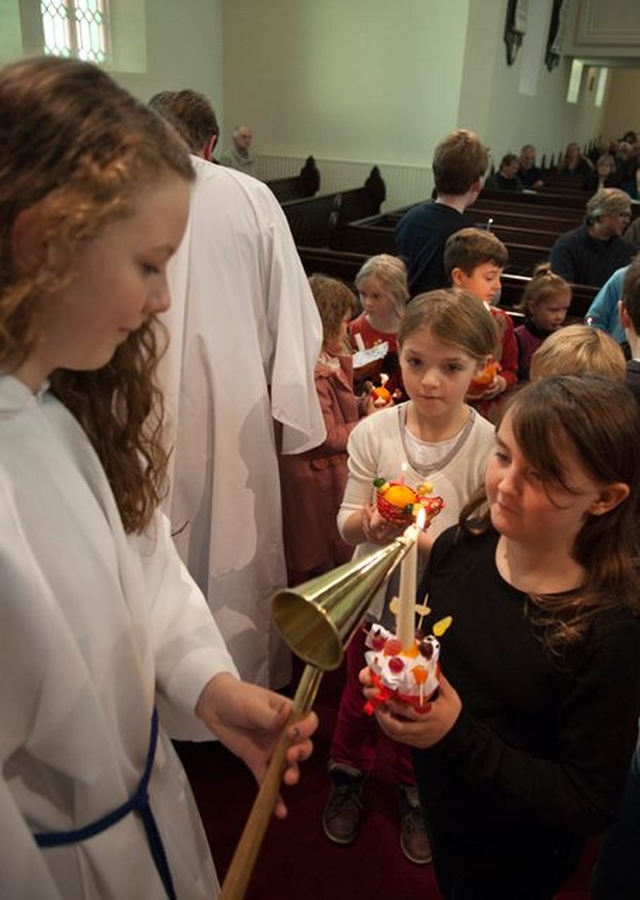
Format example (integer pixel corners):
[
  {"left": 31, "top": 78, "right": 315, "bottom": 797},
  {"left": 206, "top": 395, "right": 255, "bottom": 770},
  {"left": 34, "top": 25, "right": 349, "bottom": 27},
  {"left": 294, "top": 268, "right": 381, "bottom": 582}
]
[{"left": 279, "top": 275, "right": 375, "bottom": 585}]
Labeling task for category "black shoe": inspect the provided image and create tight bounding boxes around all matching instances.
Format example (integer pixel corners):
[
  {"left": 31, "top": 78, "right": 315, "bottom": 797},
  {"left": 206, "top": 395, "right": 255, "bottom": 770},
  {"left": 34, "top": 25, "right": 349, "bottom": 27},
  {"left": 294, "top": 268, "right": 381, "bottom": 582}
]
[
  {"left": 322, "top": 763, "right": 365, "bottom": 845},
  {"left": 398, "top": 784, "right": 432, "bottom": 865}
]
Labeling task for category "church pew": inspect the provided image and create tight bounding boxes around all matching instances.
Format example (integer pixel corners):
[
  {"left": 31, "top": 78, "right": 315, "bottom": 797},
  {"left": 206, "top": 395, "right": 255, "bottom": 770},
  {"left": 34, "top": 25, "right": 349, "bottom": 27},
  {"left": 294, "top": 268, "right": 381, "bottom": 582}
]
[
  {"left": 328, "top": 216, "right": 552, "bottom": 277},
  {"left": 281, "top": 166, "right": 386, "bottom": 246},
  {"left": 366, "top": 205, "right": 583, "bottom": 236},
  {"left": 265, "top": 155, "right": 320, "bottom": 202},
  {"left": 479, "top": 187, "right": 589, "bottom": 211}
]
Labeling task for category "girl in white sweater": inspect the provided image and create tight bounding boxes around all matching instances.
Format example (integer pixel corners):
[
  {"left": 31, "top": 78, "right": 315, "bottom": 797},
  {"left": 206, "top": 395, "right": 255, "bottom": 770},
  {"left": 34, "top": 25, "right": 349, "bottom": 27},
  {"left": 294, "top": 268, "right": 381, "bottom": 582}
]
[{"left": 323, "top": 289, "right": 497, "bottom": 865}]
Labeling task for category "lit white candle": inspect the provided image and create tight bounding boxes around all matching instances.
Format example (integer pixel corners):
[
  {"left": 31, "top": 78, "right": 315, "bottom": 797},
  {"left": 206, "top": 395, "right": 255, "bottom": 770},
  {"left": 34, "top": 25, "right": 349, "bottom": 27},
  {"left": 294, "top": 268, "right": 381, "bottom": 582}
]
[{"left": 396, "top": 508, "right": 426, "bottom": 651}]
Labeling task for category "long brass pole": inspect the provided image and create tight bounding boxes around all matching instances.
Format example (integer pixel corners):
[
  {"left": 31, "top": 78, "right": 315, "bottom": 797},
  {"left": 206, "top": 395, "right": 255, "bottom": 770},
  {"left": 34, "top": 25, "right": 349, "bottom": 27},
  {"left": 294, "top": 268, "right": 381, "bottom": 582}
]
[{"left": 219, "top": 664, "right": 324, "bottom": 900}]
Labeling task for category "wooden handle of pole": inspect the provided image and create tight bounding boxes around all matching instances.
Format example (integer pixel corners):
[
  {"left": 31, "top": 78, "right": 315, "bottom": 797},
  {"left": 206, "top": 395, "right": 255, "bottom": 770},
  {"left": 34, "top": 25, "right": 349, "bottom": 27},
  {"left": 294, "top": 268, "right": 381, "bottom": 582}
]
[{"left": 219, "top": 665, "right": 324, "bottom": 900}]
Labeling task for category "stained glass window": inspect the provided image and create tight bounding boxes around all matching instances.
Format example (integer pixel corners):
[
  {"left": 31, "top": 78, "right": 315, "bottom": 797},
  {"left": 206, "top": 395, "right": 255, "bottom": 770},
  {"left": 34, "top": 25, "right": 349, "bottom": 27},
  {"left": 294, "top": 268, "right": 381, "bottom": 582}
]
[{"left": 41, "top": 0, "right": 109, "bottom": 63}]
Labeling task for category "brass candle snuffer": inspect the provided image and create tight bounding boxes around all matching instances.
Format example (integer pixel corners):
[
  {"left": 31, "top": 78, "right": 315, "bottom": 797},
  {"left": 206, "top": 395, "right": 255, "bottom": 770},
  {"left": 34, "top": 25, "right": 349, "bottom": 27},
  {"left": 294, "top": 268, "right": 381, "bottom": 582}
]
[{"left": 219, "top": 533, "right": 416, "bottom": 900}]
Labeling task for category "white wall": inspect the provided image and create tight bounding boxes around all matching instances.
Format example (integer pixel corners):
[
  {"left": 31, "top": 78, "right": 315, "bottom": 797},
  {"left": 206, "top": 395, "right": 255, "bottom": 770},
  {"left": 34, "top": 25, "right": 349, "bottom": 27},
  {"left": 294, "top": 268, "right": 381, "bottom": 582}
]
[
  {"left": 115, "top": 0, "right": 223, "bottom": 116},
  {"left": 221, "top": 0, "right": 470, "bottom": 166}
]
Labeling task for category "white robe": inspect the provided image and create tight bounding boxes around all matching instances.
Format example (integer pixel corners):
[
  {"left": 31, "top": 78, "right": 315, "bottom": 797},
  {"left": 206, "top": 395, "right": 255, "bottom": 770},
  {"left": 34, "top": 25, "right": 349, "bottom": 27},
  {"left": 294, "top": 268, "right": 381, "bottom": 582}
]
[
  {"left": 0, "top": 375, "right": 238, "bottom": 899},
  {"left": 163, "top": 157, "right": 325, "bottom": 689}
]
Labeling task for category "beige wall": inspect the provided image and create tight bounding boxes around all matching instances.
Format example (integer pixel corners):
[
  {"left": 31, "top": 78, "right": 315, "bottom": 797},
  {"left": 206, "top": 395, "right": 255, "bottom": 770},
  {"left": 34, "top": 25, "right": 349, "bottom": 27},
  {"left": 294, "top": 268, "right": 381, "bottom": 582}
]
[{"left": 599, "top": 67, "right": 640, "bottom": 141}]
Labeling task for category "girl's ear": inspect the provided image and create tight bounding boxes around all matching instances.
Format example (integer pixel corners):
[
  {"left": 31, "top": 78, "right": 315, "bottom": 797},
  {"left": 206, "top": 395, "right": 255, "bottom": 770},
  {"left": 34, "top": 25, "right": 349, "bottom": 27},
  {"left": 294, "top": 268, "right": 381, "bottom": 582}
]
[{"left": 588, "top": 482, "right": 630, "bottom": 517}]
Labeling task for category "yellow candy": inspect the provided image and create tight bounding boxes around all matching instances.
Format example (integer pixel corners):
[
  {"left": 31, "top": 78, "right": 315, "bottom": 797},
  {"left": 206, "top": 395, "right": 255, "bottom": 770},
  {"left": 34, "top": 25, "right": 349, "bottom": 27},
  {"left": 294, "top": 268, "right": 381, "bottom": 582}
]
[{"left": 433, "top": 615, "right": 453, "bottom": 637}]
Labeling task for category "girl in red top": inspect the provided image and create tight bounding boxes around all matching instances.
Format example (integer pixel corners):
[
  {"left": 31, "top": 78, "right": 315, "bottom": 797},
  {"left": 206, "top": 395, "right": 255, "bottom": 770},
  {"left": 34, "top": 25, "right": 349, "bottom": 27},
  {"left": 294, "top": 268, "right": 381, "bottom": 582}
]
[{"left": 349, "top": 254, "right": 409, "bottom": 398}]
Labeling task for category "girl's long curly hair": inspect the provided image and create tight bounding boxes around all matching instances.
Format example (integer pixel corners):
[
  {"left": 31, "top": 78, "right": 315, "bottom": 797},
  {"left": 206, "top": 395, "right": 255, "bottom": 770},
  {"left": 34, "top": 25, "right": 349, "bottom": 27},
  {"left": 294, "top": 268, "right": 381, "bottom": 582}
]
[
  {"left": 460, "top": 375, "right": 640, "bottom": 653},
  {"left": 0, "top": 56, "right": 195, "bottom": 533}
]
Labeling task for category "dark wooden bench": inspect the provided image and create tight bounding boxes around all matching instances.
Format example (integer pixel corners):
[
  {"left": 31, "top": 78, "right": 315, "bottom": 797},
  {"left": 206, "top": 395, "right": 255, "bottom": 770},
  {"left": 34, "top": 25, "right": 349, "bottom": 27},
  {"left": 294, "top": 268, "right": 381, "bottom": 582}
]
[
  {"left": 365, "top": 205, "right": 582, "bottom": 238},
  {"left": 265, "top": 156, "right": 320, "bottom": 203},
  {"left": 328, "top": 214, "right": 553, "bottom": 277},
  {"left": 282, "top": 167, "right": 386, "bottom": 246}
]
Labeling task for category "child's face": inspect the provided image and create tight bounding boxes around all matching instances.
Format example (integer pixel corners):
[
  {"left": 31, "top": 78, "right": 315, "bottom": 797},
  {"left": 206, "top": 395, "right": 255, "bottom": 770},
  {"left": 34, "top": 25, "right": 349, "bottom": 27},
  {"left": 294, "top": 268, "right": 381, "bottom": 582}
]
[
  {"left": 358, "top": 276, "right": 396, "bottom": 320},
  {"left": 533, "top": 293, "right": 571, "bottom": 332},
  {"left": 452, "top": 263, "right": 503, "bottom": 306},
  {"left": 400, "top": 326, "right": 486, "bottom": 419},
  {"left": 486, "top": 410, "right": 608, "bottom": 549},
  {"left": 20, "top": 175, "right": 189, "bottom": 389}
]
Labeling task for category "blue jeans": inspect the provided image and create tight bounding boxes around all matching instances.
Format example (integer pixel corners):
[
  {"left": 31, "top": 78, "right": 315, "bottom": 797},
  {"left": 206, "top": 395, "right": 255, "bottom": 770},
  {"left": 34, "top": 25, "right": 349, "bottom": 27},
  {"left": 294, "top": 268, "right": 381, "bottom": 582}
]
[{"left": 592, "top": 724, "right": 640, "bottom": 899}]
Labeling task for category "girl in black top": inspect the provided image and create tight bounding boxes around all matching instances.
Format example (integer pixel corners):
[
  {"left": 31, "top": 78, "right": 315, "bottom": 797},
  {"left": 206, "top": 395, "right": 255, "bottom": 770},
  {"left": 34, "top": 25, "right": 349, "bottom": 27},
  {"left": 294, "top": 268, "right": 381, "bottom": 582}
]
[{"left": 363, "top": 375, "right": 640, "bottom": 899}]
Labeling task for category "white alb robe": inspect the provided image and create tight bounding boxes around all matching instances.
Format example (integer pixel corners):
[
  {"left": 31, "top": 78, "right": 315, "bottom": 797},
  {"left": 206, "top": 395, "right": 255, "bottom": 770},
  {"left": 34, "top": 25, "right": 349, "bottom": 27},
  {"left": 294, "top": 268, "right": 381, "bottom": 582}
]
[
  {"left": 163, "top": 157, "right": 325, "bottom": 689},
  {"left": 0, "top": 375, "right": 237, "bottom": 899}
]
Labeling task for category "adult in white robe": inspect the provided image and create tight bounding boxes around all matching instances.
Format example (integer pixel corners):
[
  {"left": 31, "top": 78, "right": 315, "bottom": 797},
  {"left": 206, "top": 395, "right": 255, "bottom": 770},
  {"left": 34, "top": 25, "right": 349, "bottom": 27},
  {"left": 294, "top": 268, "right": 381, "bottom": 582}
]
[
  {"left": 0, "top": 374, "right": 235, "bottom": 898},
  {"left": 163, "top": 157, "right": 325, "bottom": 690}
]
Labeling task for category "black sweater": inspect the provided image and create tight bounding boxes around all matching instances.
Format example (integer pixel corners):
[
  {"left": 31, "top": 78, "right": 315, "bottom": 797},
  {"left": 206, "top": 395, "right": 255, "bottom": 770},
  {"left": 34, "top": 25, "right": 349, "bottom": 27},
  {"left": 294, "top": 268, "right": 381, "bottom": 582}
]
[{"left": 414, "top": 527, "right": 640, "bottom": 897}]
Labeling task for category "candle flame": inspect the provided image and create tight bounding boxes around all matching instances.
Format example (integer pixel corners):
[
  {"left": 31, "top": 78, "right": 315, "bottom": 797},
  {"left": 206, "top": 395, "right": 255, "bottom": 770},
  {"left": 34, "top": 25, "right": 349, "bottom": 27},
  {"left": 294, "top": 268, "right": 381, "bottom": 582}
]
[{"left": 416, "top": 507, "right": 427, "bottom": 531}]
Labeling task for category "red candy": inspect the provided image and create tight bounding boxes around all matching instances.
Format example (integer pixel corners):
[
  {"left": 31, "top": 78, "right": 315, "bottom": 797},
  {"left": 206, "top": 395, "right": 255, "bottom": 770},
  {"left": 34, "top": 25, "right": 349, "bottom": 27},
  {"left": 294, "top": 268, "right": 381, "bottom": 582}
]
[
  {"left": 384, "top": 638, "right": 402, "bottom": 656},
  {"left": 388, "top": 656, "right": 405, "bottom": 673}
]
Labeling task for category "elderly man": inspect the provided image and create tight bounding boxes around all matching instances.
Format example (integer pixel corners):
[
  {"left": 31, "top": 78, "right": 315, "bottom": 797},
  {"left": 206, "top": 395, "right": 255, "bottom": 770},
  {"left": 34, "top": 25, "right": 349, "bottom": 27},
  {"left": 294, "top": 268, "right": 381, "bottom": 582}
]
[
  {"left": 518, "top": 144, "right": 544, "bottom": 190},
  {"left": 220, "top": 123, "right": 257, "bottom": 176},
  {"left": 550, "top": 187, "right": 636, "bottom": 287}
]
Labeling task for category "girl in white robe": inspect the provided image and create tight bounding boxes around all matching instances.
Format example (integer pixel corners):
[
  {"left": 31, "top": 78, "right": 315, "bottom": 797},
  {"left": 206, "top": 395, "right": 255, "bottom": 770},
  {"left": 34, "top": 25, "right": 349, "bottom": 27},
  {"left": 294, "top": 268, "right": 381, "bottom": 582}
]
[{"left": 0, "top": 56, "right": 316, "bottom": 900}]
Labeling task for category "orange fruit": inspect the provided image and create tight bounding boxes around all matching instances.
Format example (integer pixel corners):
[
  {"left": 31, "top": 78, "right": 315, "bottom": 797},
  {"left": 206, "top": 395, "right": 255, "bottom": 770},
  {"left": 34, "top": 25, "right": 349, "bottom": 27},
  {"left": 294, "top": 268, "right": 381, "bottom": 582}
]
[
  {"left": 383, "top": 484, "right": 418, "bottom": 508},
  {"left": 470, "top": 362, "right": 498, "bottom": 388}
]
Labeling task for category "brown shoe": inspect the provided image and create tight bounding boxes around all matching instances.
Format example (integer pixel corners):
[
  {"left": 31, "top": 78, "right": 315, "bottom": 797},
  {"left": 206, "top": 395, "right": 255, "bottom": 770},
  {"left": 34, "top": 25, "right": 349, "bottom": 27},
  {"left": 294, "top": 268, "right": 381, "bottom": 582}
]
[
  {"left": 398, "top": 785, "right": 432, "bottom": 865},
  {"left": 322, "top": 764, "right": 365, "bottom": 845}
]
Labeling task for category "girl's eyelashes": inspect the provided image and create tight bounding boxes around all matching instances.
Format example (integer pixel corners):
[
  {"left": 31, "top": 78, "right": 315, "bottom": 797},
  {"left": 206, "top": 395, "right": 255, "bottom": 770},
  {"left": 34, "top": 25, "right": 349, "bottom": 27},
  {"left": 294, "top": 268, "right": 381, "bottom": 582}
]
[{"left": 140, "top": 261, "right": 161, "bottom": 275}]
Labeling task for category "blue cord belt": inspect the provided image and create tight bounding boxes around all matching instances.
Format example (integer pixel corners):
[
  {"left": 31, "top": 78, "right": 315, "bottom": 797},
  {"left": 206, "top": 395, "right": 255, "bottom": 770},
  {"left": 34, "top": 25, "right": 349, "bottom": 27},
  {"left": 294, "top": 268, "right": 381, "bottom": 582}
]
[{"left": 34, "top": 708, "right": 176, "bottom": 900}]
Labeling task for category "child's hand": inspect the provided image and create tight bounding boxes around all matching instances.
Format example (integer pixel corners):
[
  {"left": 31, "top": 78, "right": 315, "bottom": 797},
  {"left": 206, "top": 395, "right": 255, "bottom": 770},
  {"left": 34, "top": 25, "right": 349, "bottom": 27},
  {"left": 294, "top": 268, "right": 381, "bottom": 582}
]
[
  {"left": 360, "top": 667, "right": 461, "bottom": 749},
  {"left": 361, "top": 504, "right": 406, "bottom": 544},
  {"left": 466, "top": 374, "right": 506, "bottom": 401},
  {"left": 359, "top": 392, "right": 378, "bottom": 417}
]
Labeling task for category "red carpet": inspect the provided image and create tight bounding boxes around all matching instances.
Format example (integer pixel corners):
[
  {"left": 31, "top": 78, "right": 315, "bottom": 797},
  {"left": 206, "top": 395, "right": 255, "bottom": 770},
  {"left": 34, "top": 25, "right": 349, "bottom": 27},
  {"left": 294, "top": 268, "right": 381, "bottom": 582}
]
[{"left": 175, "top": 662, "right": 598, "bottom": 899}]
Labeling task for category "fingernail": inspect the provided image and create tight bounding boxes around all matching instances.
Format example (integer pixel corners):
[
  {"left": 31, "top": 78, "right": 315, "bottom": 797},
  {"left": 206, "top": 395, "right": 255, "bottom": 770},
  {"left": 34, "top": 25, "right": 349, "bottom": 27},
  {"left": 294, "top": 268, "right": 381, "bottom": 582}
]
[{"left": 290, "top": 726, "right": 301, "bottom": 740}]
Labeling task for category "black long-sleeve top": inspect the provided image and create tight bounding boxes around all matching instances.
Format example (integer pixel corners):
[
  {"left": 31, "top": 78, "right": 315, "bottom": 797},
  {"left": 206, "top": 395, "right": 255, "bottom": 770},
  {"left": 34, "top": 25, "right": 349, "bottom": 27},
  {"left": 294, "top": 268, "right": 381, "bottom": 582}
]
[{"left": 414, "top": 527, "right": 640, "bottom": 894}]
